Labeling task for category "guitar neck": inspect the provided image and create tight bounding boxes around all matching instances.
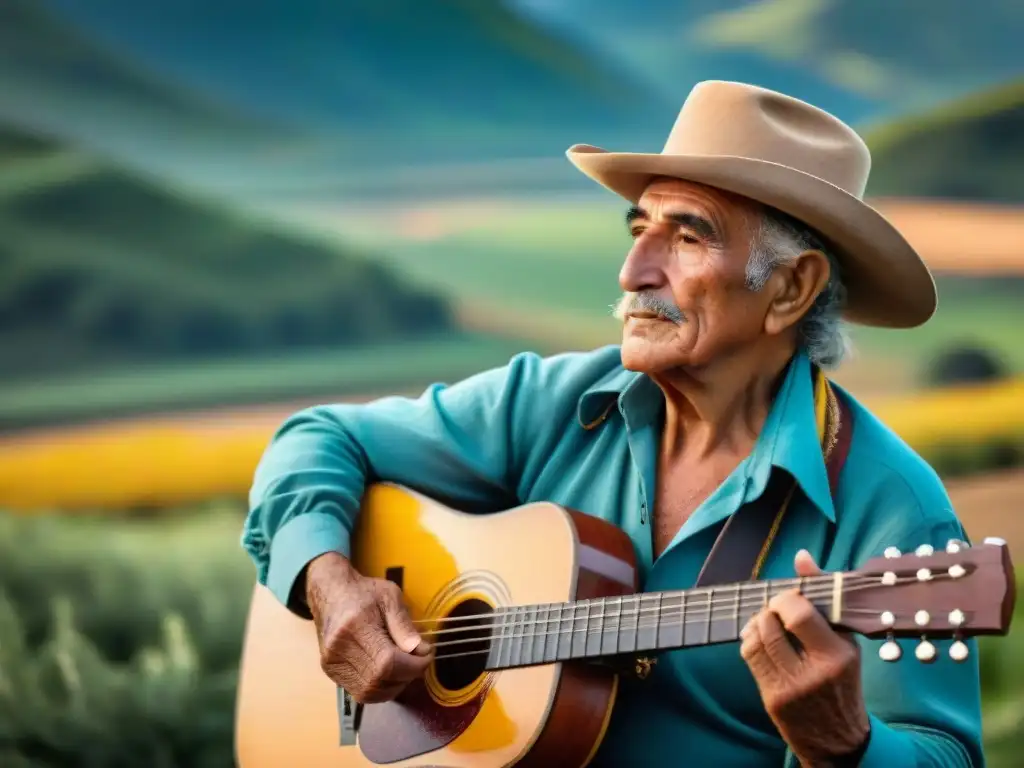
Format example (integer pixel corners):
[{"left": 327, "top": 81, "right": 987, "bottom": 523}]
[{"left": 481, "top": 576, "right": 841, "bottom": 671}]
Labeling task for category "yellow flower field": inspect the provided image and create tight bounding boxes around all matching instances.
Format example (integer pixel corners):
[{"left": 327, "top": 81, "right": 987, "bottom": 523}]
[{"left": 1, "top": 378, "right": 1023, "bottom": 513}]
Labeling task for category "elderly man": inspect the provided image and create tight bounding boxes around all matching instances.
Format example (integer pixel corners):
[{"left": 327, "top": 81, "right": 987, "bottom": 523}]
[{"left": 243, "top": 81, "right": 983, "bottom": 766}]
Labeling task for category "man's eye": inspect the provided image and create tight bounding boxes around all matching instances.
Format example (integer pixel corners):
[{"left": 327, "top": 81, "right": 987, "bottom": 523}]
[{"left": 680, "top": 234, "right": 699, "bottom": 245}]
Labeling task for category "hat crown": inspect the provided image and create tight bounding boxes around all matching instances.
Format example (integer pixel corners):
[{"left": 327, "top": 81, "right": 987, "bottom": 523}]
[{"left": 662, "top": 81, "right": 871, "bottom": 199}]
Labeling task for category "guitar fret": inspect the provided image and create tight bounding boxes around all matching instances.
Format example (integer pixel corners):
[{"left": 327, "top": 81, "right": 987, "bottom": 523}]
[
  {"left": 618, "top": 594, "right": 640, "bottom": 653},
  {"left": 486, "top": 611, "right": 502, "bottom": 669},
  {"left": 571, "top": 601, "right": 587, "bottom": 657},
  {"left": 532, "top": 604, "right": 546, "bottom": 664},
  {"left": 658, "top": 591, "right": 683, "bottom": 649},
  {"left": 708, "top": 586, "right": 739, "bottom": 643},
  {"left": 557, "top": 603, "right": 573, "bottom": 660},
  {"left": 526, "top": 605, "right": 538, "bottom": 665},
  {"left": 497, "top": 609, "right": 512, "bottom": 668},
  {"left": 540, "top": 604, "right": 554, "bottom": 663},
  {"left": 635, "top": 594, "right": 658, "bottom": 651},
  {"left": 601, "top": 597, "right": 621, "bottom": 655},
  {"left": 512, "top": 606, "right": 526, "bottom": 667},
  {"left": 584, "top": 599, "right": 602, "bottom": 657}
]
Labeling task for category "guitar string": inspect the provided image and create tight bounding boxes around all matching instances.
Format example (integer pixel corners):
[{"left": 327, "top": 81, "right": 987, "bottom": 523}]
[
  {"left": 426, "top": 606, "right": 903, "bottom": 653},
  {"left": 425, "top": 574, "right": 945, "bottom": 653},
  {"left": 419, "top": 572, "right": 949, "bottom": 640},
  {"left": 428, "top": 574, "right": 957, "bottom": 661},
  {"left": 411, "top": 574, "right": 837, "bottom": 626}
]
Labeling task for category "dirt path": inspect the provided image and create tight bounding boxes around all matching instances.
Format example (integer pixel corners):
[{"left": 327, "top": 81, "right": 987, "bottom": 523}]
[{"left": 947, "top": 468, "right": 1024, "bottom": 553}]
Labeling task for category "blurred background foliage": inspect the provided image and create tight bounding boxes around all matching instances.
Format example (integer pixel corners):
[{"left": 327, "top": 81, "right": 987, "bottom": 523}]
[{"left": 1, "top": 0, "right": 1022, "bottom": 764}]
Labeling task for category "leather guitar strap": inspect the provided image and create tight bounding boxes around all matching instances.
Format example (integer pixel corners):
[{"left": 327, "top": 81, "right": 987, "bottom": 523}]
[{"left": 694, "top": 385, "right": 854, "bottom": 588}]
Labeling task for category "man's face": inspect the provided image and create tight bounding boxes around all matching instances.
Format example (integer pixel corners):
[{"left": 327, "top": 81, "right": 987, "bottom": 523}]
[{"left": 615, "top": 178, "right": 774, "bottom": 374}]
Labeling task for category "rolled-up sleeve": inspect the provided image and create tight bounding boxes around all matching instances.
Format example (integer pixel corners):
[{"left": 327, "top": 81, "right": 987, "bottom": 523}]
[{"left": 241, "top": 348, "right": 612, "bottom": 615}]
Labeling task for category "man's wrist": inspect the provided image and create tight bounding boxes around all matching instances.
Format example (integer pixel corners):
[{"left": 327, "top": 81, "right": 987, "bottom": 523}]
[{"left": 829, "top": 721, "right": 871, "bottom": 768}]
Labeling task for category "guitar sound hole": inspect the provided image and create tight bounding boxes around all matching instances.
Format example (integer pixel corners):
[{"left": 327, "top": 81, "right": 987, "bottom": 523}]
[{"left": 433, "top": 598, "right": 492, "bottom": 691}]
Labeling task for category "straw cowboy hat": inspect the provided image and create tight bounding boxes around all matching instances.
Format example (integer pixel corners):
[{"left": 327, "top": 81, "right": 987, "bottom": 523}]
[{"left": 566, "top": 80, "right": 937, "bottom": 328}]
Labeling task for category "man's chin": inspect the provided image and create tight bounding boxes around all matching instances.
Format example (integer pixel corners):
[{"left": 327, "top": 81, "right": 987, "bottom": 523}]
[{"left": 620, "top": 336, "right": 668, "bottom": 373}]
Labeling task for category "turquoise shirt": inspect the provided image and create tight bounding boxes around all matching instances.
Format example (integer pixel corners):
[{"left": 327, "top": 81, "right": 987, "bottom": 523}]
[{"left": 243, "top": 346, "right": 983, "bottom": 767}]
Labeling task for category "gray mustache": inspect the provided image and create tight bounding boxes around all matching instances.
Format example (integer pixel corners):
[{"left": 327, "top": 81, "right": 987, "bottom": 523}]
[{"left": 612, "top": 291, "right": 685, "bottom": 324}]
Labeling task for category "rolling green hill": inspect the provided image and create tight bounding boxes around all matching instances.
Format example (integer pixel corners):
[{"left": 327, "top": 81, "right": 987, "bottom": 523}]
[
  {"left": 0, "top": 121, "right": 463, "bottom": 385},
  {"left": 19, "top": 0, "right": 668, "bottom": 201},
  {"left": 12, "top": 0, "right": 1021, "bottom": 203},
  {"left": 865, "top": 79, "right": 1024, "bottom": 203}
]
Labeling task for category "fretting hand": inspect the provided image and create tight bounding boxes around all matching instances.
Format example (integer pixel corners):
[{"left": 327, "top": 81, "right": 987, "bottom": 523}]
[{"left": 739, "top": 550, "right": 871, "bottom": 765}]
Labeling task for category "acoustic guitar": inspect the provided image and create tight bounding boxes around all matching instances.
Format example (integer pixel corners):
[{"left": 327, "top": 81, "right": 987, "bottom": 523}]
[{"left": 235, "top": 483, "right": 1016, "bottom": 768}]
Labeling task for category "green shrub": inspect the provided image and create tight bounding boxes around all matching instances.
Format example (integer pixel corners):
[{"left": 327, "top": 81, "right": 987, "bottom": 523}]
[
  {"left": 924, "top": 344, "right": 1011, "bottom": 389},
  {"left": 923, "top": 437, "right": 1024, "bottom": 479},
  {"left": 0, "top": 507, "right": 253, "bottom": 767}
]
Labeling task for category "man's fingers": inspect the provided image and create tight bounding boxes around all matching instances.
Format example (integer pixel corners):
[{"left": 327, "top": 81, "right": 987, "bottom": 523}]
[
  {"left": 379, "top": 583, "right": 430, "bottom": 655},
  {"left": 756, "top": 608, "right": 802, "bottom": 671},
  {"left": 768, "top": 589, "right": 843, "bottom": 653},
  {"left": 386, "top": 646, "right": 433, "bottom": 682},
  {"left": 793, "top": 549, "right": 822, "bottom": 577}
]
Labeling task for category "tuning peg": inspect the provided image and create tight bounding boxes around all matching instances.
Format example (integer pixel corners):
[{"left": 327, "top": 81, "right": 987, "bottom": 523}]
[
  {"left": 914, "top": 544, "right": 934, "bottom": 556},
  {"left": 879, "top": 637, "right": 902, "bottom": 662},
  {"left": 915, "top": 639, "right": 937, "bottom": 663},
  {"left": 950, "top": 640, "right": 970, "bottom": 663},
  {"left": 946, "top": 539, "right": 964, "bottom": 553},
  {"left": 883, "top": 546, "right": 901, "bottom": 559},
  {"left": 948, "top": 564, "right": 966, "bottom": 579},
  {"left": 984, "top": 537, "right": 1007, "bottom": 547}
]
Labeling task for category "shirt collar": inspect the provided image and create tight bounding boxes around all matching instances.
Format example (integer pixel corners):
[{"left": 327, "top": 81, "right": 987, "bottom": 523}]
[{"left": 576, "top": 348, "right": 835, "bottom": 522}]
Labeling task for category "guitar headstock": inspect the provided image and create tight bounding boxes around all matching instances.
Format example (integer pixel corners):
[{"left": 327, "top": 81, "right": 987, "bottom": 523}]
[{"left": 840, "top": 537, "right": 1016, "bottom": 664}]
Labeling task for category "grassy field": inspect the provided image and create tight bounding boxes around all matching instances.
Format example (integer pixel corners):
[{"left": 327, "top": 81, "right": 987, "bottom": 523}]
[
  {"left": 0, "top": 332, "right": 536, "bottom": 430},
  {"left": 0, "top": 475, "right": 1020, "bottom": 766},
  {"left": 2, "top": 374, "right": 1023, "bottom": 513}
]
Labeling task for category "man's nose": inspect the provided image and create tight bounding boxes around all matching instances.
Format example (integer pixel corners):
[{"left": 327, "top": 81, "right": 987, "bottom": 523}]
[{"left": 619, "top": 236, "right": 669, "bottom": 293}]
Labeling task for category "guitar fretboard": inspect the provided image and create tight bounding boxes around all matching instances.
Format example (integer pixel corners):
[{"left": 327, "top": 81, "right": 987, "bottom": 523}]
[{"left": 480, "top": 577, "right": 836, "bottom": 670}]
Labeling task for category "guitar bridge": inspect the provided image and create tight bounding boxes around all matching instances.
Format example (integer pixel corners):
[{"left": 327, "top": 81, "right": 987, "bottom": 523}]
[{"left": 337, "top": 687, "right": 363, "bottom": 746}]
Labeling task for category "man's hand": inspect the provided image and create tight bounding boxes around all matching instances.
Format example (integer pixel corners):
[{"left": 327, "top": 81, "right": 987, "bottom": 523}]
[
  {"left": 305, "top": 552, "right": 433, "bottom": 704},
  {"left": 740, "top": 550, "right": 871, "bottom": 766}
]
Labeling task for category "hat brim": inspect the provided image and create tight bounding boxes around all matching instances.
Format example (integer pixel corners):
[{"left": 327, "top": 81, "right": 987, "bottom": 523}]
[{"left": 566, "top": 143, "right": 937, "bottom": 329}]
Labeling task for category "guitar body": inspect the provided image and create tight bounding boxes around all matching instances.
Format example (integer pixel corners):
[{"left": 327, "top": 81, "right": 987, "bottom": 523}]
[{"left": 235, "top": 484, "right": 639, "bottom": 768}]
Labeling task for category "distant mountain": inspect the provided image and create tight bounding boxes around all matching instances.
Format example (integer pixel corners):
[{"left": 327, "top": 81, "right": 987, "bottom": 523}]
[
  {"left": 866, "top": 79, "right": 1024, "bottom": 204},
  {"left": 512, "top": 0, "right": 1024, "bottom": 125},
  {"left": 23, "top": 0, "right": 668, "bottom": 199},
  {"left": 0, "top": 121, "right": 455, "bottom": 379},
  {"left": 0, "top": 0, "right": 306, "bottom": 188}
]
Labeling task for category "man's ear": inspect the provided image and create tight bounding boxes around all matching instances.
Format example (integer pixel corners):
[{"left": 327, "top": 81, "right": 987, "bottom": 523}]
[{"left": 763, "top": 250, "right": 831, "bottom": 336}]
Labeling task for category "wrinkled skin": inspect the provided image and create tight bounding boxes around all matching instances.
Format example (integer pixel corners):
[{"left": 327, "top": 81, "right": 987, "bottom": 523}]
[
  {"left": 740, "top": 550, "right": 871, "bottom": 765},
  {"left": 305, "top": 552, "right": 432, "bottom": 704}
]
